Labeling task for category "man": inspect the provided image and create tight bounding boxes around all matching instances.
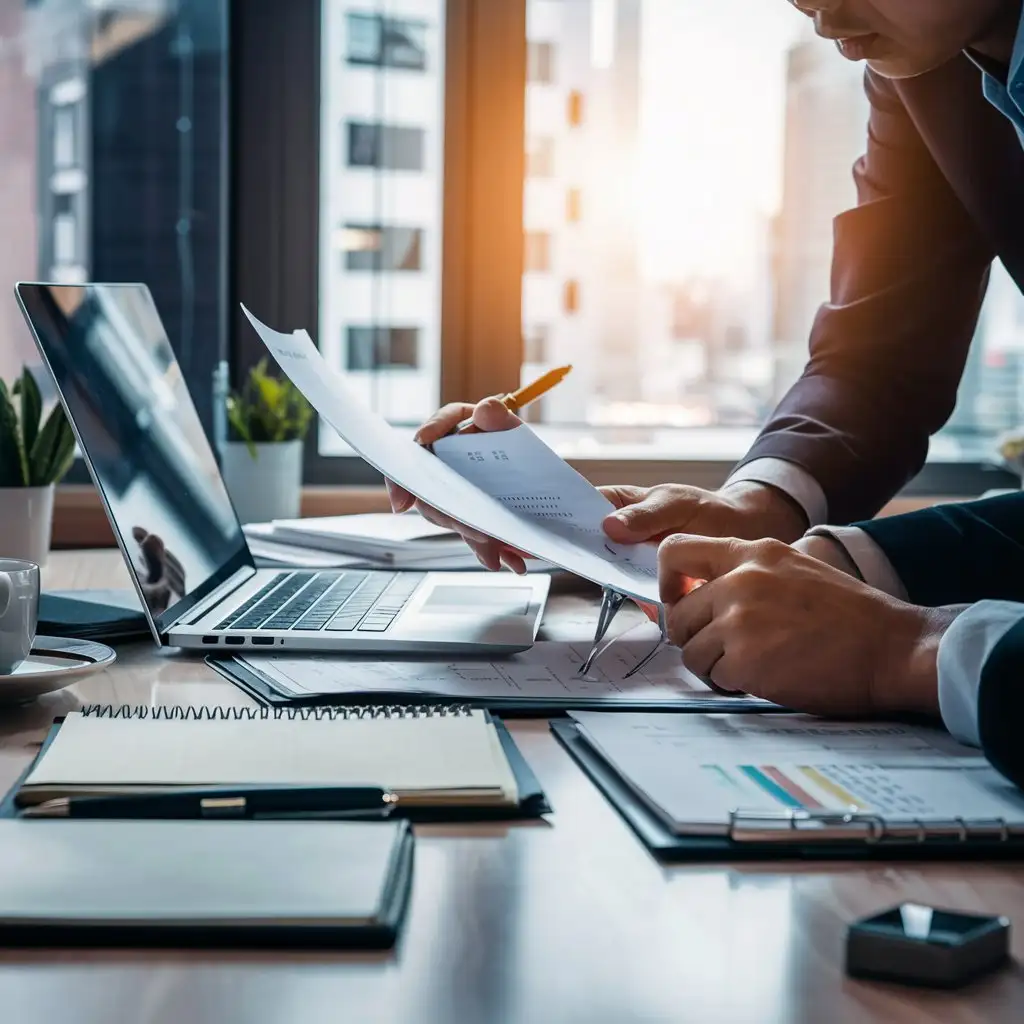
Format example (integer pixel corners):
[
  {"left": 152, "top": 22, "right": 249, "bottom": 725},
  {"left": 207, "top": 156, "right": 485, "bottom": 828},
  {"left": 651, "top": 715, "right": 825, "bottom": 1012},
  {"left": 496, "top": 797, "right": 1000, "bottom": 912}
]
[{"left": 388, "top": 1, "right": 1024, "bottom": 784}]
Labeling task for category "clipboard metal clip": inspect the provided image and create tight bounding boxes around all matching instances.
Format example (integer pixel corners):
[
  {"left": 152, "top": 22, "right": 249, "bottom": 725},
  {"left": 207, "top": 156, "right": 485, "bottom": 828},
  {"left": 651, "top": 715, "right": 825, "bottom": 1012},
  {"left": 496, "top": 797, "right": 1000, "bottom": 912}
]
[{"left": 579, "top": 588, "right": 667, "bottom": 678}]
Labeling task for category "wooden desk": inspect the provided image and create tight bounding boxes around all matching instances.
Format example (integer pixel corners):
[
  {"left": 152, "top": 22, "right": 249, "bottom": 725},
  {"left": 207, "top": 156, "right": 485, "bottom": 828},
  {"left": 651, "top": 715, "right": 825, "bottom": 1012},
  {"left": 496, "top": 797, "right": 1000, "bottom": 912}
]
[{"left": 1, "top": 551, "right": 1022, "bottom": 1023}]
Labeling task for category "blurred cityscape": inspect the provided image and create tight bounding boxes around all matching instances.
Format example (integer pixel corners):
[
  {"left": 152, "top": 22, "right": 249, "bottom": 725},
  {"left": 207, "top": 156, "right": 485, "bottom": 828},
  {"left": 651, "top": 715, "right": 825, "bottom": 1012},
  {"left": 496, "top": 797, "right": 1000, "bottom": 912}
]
[
  {"left": 1, "top": 0, "right": 1021, "bottom": 463},
  {"left": 518, "top": 1, "right": 1024, "bottom": 456},
  {"left": 0, "top": 0, "right": 227, "bottom": 426}
]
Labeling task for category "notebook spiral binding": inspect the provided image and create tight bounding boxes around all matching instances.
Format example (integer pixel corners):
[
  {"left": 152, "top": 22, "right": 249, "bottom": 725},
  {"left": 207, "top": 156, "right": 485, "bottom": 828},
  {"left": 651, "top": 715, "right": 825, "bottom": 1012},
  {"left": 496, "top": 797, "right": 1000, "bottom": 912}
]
[
  {"left": 79, "top": 703, "right": 474, "bottom": 721},
  {"left": 728, "top": 809, "right": 1020, "bottom": 845}
]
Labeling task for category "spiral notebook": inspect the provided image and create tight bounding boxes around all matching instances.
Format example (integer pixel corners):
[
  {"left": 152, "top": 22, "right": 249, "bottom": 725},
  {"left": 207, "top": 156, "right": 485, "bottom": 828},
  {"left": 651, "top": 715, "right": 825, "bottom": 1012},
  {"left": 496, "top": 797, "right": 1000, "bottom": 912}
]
[
  {"left": 553, "top": 712, "right": 1024, "bottom": 860},
  {"left": 9, "top": 705, "right": 549, "bottom": 821}
]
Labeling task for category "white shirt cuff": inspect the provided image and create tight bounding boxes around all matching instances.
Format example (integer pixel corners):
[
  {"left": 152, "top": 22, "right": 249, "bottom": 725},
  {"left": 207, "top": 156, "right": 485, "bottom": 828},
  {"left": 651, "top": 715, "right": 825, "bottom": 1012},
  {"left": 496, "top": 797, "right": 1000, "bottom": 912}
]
[
  {"left": 725, "top": 458, "right": 828, "bottom": 528},
  {"left": 806, "top": 526, "right": 908, "bottom": 600},
  {"left": 936, "top": 601, "right": 1024, "bottom": 748}
]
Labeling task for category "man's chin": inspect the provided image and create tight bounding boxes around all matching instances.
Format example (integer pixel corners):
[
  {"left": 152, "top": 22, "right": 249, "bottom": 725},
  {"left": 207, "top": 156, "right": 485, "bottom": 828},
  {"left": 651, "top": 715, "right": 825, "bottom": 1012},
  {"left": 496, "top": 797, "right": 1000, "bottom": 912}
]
[{"left": 866, "top": 53, "right": 951, "bottom": 80}]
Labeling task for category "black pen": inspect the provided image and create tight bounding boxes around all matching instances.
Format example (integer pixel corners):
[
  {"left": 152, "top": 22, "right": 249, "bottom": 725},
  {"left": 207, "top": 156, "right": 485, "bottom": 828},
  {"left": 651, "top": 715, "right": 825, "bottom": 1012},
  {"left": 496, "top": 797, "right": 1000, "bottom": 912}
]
[{"left": 20, "top": 786, "right": 398, "bottom": 820}]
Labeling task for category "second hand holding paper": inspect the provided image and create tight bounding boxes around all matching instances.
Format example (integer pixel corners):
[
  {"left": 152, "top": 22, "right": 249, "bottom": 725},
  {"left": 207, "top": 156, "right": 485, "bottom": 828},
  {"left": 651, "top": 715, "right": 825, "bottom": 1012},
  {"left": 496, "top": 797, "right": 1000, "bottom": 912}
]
[{"left": 240, "top": 307, "right": 659, "bottom": 605}]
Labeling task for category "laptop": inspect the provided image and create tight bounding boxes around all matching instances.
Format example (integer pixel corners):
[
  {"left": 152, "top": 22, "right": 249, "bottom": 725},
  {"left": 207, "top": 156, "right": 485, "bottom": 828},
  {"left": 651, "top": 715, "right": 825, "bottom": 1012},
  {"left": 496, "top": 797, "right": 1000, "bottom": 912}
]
[{"left": 15, "top": 283, "right": 549, "bottom": 654}]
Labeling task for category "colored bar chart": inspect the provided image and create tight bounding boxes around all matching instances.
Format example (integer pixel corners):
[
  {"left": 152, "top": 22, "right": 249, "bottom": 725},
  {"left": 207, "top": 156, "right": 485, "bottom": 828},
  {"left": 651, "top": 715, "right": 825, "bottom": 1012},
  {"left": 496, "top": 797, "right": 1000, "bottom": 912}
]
[{"left": 735, "top": 764, "right": 867, "bottom": 812}]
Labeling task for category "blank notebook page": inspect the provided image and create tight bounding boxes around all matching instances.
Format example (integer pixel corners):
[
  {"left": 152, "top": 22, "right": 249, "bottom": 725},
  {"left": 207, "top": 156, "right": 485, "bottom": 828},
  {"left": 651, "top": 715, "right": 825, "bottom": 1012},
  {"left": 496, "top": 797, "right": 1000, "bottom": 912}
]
[{"left": 22, "top": 710, "right": 519, "bottom": 803}]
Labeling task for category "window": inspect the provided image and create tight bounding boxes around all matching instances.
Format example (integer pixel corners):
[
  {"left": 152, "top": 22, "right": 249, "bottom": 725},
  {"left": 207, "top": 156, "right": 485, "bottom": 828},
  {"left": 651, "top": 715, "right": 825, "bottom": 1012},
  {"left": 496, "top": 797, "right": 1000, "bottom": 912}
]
[
  {"left": 528, "top": 41, "right": 555, "bottom": 84},
  {"left": 347, "top": 122, "right": 425, "bottom": 171},
  {"left": 52, "top": 193, "right": 78, "bottom": 266},
  {"left": 512, "top": 0, "right": 1023, "bottom": 469},
  {"left": 339, "top": 225, "right": 424, "bottom": 271},
  {"left": 566, "top": 187, "right": 582, "bottom": 222},
  {"left": 346, "top": 13, "right": 428, "bottom": 71},
  {"left": 526, "top": 136, "right": 555, "bottom": 177},
  {"left": 346, "top": 327, "right": 420, "bottom": 370},
  {"left": 567, "top": 89, "right": 584, "bottom": 127},
  {"left": 0, "top": 1, "right": 228, "bottom": 439},
  {"left": 523, "top": 325, "right": 549, "bottom": 363},
  {"left": 563, "top": 279, "right": 579, "bottom": 314},
  {"left": 524, "top": 231, "right": 551, "bottom": 273},
  {"left": 52, "top": 105, "right": 78, "bottom": 169}
]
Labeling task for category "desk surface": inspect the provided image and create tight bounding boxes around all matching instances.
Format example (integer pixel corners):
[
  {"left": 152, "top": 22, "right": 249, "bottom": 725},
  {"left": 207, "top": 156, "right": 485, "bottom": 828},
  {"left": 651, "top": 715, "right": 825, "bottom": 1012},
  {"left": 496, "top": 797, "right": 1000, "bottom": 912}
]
[{"left": 0, "top": 551, "right": 1022, "bottom": 1023}]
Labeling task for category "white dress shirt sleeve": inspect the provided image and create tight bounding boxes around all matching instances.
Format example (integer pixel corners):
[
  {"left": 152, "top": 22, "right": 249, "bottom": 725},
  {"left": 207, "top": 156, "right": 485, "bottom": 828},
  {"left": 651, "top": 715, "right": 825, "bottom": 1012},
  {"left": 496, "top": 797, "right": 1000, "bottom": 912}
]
[
  {"left": 802, "top": 531, "right": 1024, "bottom": 749},
  {"left": 805, "top": 525, "right": 909, "bottom": 600},
  {"left": 936, "top": 601, "right": 1024, "bottom": 748},
  {"left": 725, "top": 458, "right": 828, "bottom": 528}
]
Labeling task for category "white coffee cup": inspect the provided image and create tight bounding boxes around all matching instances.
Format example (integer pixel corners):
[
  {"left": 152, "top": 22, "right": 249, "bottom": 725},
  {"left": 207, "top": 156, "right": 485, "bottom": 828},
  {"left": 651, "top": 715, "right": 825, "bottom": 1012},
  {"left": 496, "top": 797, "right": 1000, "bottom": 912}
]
[{"left": 0, "top": 559, "right": 40, "bottom": 675}]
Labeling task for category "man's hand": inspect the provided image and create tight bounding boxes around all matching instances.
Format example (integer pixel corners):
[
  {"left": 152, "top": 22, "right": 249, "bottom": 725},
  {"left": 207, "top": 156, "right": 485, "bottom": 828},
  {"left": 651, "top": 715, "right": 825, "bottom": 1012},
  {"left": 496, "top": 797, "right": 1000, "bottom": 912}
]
[
  {"left": 385, "top": 398, "right": 531, "bottom": 573},
  {"left": 388, "top": 395, "right": 811, "bottom": 574},
  {"left": 132, "top": 526, "right": 185, "bottom": 614},
  {"left": 602, "top": 481, "right": 808, "bottom": 547},
  {"left": 658, "top": 535, "right": 959, "bottom": 718}
]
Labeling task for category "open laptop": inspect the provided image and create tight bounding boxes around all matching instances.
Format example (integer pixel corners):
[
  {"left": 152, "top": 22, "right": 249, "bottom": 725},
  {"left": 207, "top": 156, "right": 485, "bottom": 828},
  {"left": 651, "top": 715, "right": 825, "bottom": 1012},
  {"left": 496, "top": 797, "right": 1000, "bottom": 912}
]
[{"left": 15, "top": 283, "right": 548, "bottom": 654}]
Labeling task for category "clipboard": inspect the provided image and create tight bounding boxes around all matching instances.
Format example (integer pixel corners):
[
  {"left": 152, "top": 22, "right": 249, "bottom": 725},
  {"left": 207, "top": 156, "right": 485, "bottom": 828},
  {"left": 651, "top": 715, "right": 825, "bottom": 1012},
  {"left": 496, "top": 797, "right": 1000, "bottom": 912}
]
[{"left": 551, "top": 719, "right": 1024, "bottom": 862}]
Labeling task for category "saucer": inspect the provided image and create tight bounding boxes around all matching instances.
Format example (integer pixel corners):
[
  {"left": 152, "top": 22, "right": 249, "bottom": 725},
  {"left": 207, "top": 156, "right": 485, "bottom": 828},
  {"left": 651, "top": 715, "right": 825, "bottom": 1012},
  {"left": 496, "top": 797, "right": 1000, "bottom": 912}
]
[{"left": 0, "top": 636, "right": 117, "bottom": 705}]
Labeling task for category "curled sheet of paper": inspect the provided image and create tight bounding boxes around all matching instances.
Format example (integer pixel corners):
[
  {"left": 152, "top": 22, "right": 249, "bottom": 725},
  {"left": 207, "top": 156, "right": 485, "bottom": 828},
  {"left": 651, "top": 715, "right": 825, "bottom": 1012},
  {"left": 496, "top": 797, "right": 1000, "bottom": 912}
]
[{"left": 241, "top": 306, "right": 660, "bottom": 604}]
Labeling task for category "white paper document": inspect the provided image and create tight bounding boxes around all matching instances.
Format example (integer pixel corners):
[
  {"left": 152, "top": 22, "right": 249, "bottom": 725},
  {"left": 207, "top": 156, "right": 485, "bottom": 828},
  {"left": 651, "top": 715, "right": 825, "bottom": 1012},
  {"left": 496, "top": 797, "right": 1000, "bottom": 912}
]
[
  {"left": 568, "top": 712, "right": 1023, "bottom": 835},
  {"left": 236, "top": 628, "right": 748, "bottom": 706},
  {"left": 240, "top": 307, "right": 659, "bottom": 603}
]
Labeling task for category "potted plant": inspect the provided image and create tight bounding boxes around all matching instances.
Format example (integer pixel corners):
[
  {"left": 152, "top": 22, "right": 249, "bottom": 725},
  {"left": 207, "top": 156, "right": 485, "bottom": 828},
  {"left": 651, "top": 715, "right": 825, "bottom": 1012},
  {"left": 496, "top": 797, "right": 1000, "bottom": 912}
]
[
  {"left": 0, "top": 369, "right": 76, "bottom": 567},
  {"left": 221, "top": 358, "right": 313, "bottom": 524}
]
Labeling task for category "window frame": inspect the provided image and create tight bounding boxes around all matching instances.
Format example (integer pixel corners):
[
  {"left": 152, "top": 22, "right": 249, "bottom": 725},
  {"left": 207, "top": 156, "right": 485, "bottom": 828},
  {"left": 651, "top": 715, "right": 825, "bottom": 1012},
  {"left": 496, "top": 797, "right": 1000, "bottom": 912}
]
[{"left": 228, "top": 0, "right": 1011, "bottom": 500}]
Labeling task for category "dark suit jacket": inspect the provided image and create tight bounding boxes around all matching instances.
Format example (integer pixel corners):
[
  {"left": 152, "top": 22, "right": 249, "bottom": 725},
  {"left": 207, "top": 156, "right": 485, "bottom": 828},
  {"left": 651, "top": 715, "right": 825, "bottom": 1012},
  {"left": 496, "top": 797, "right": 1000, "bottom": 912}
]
[
  {"left": 858, "top": 493, "right": 1024, "bottom": 787},
  {"left": 736, "top": 56, "right": 1024, "bottom": 525}
]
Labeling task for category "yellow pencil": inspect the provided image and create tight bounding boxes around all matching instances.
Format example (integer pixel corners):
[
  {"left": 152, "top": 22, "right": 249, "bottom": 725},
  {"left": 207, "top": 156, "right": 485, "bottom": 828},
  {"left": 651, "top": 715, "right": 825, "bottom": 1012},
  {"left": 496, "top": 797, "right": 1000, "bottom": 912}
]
[{"left": 454, "top": 365, "right": 572, "bottom": 434}]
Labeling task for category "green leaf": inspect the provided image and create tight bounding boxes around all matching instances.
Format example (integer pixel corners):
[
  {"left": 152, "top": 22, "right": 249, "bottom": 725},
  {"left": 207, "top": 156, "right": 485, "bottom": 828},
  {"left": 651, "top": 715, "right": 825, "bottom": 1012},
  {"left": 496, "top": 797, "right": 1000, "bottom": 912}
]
[
  {"left": 14, "top": 369, "right": 42, "bottom": 461},
  {"left": 254, "top": 372, "right": 284, "bottom": 412},
  {"left": 47, "top": 433, "right": 77, "bottom": 485},
  {"left": 226, "top": 395, "right": 257, "bottom": 459},
  {"left": 44, "top": 417, "right": 76, "bottom": 485},
  {"left": 223, "top": 360, "right": 311, "bottom": 450},
  {"left": 30, "top": 402, "right": 69, "bottom": 485},
  {"left": 0, "top": 379, "right": 25, "bottom": 487}
]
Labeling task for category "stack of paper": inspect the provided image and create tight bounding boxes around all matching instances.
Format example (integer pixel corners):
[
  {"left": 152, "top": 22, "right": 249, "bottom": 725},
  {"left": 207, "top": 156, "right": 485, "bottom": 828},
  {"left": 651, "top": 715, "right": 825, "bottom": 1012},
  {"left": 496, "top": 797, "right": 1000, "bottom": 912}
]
[
  {"left": 245, "top": 514, "right": 557, "bottom": 572},
  {"left": 258, "top": 514, "right": 478, "bottom": 567},
  {"left": 243, "top": 514, "right": 482, "bottom": 570}
]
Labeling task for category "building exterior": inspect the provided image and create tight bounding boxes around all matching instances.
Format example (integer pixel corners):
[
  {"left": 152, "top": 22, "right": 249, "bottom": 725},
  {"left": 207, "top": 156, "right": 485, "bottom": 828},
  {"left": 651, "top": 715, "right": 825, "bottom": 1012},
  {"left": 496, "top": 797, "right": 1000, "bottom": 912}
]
[
  {"left": 772, "top": 24, "right": 868, "bottom": 403},
  {"left": 0, "top": 0, "right": 42, "bottom": 384},
  {"left": 1, "top": 0, "right": 227, "bottom": 425},
  {"left": 318, "top": 0, "right": 643, "bottom": 434},
  {"left": 522, "top": 0, "right": 643, "bottom": 427},
  {"left": 319, "top": 0, "right": 444, "bottom": 440}
]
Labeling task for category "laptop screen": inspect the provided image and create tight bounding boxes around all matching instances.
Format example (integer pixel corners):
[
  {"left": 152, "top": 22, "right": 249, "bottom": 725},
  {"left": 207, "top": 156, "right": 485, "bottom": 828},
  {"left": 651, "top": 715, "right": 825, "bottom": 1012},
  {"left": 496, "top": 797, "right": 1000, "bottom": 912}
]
[{"left": 15, "top": 283, "right": 252, "bottom": 634}]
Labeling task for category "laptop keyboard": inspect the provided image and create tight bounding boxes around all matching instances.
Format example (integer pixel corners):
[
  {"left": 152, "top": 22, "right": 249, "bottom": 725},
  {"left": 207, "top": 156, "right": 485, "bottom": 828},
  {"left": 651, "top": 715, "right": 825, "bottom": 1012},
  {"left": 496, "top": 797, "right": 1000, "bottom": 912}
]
[{"left": 215, "top": 571, "right": 425, "bottom": 634}]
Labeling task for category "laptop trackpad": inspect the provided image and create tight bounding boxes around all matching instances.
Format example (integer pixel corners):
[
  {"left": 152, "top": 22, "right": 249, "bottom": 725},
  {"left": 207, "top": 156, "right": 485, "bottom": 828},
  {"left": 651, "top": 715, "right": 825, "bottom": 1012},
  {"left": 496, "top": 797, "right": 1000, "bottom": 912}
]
[{"left": 421, "top": 585, "right": 532, "bottom": 616}]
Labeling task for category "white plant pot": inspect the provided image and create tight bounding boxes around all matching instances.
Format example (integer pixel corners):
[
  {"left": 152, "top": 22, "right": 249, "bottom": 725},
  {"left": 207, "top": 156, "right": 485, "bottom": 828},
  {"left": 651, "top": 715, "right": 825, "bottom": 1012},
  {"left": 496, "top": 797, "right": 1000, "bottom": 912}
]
[
  {"left": 0, "top": 485, "right": 55, "bottom": 568},
  {"left": 220, "top": 440, "right": 303, "bottom": 525}
]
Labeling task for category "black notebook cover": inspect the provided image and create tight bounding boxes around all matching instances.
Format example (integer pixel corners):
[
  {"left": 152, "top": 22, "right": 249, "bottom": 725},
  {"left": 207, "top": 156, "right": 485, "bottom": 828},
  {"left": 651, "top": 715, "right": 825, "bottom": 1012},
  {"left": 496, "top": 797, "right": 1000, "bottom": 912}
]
[
  {"left": 206, "top": 653, "right": 785, "bottom": 717},
  {"left": 0, "top": 818, "right": 413, "bottom": 949},
  {"left": 550, "top": 720, "right": 1024, "bottom": 862},
  {"left": 39, "top": 592, "right": 151, "bottom": 644},
  {"left": 1, "top": 712, "right": 550, "bottom": 824}
]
